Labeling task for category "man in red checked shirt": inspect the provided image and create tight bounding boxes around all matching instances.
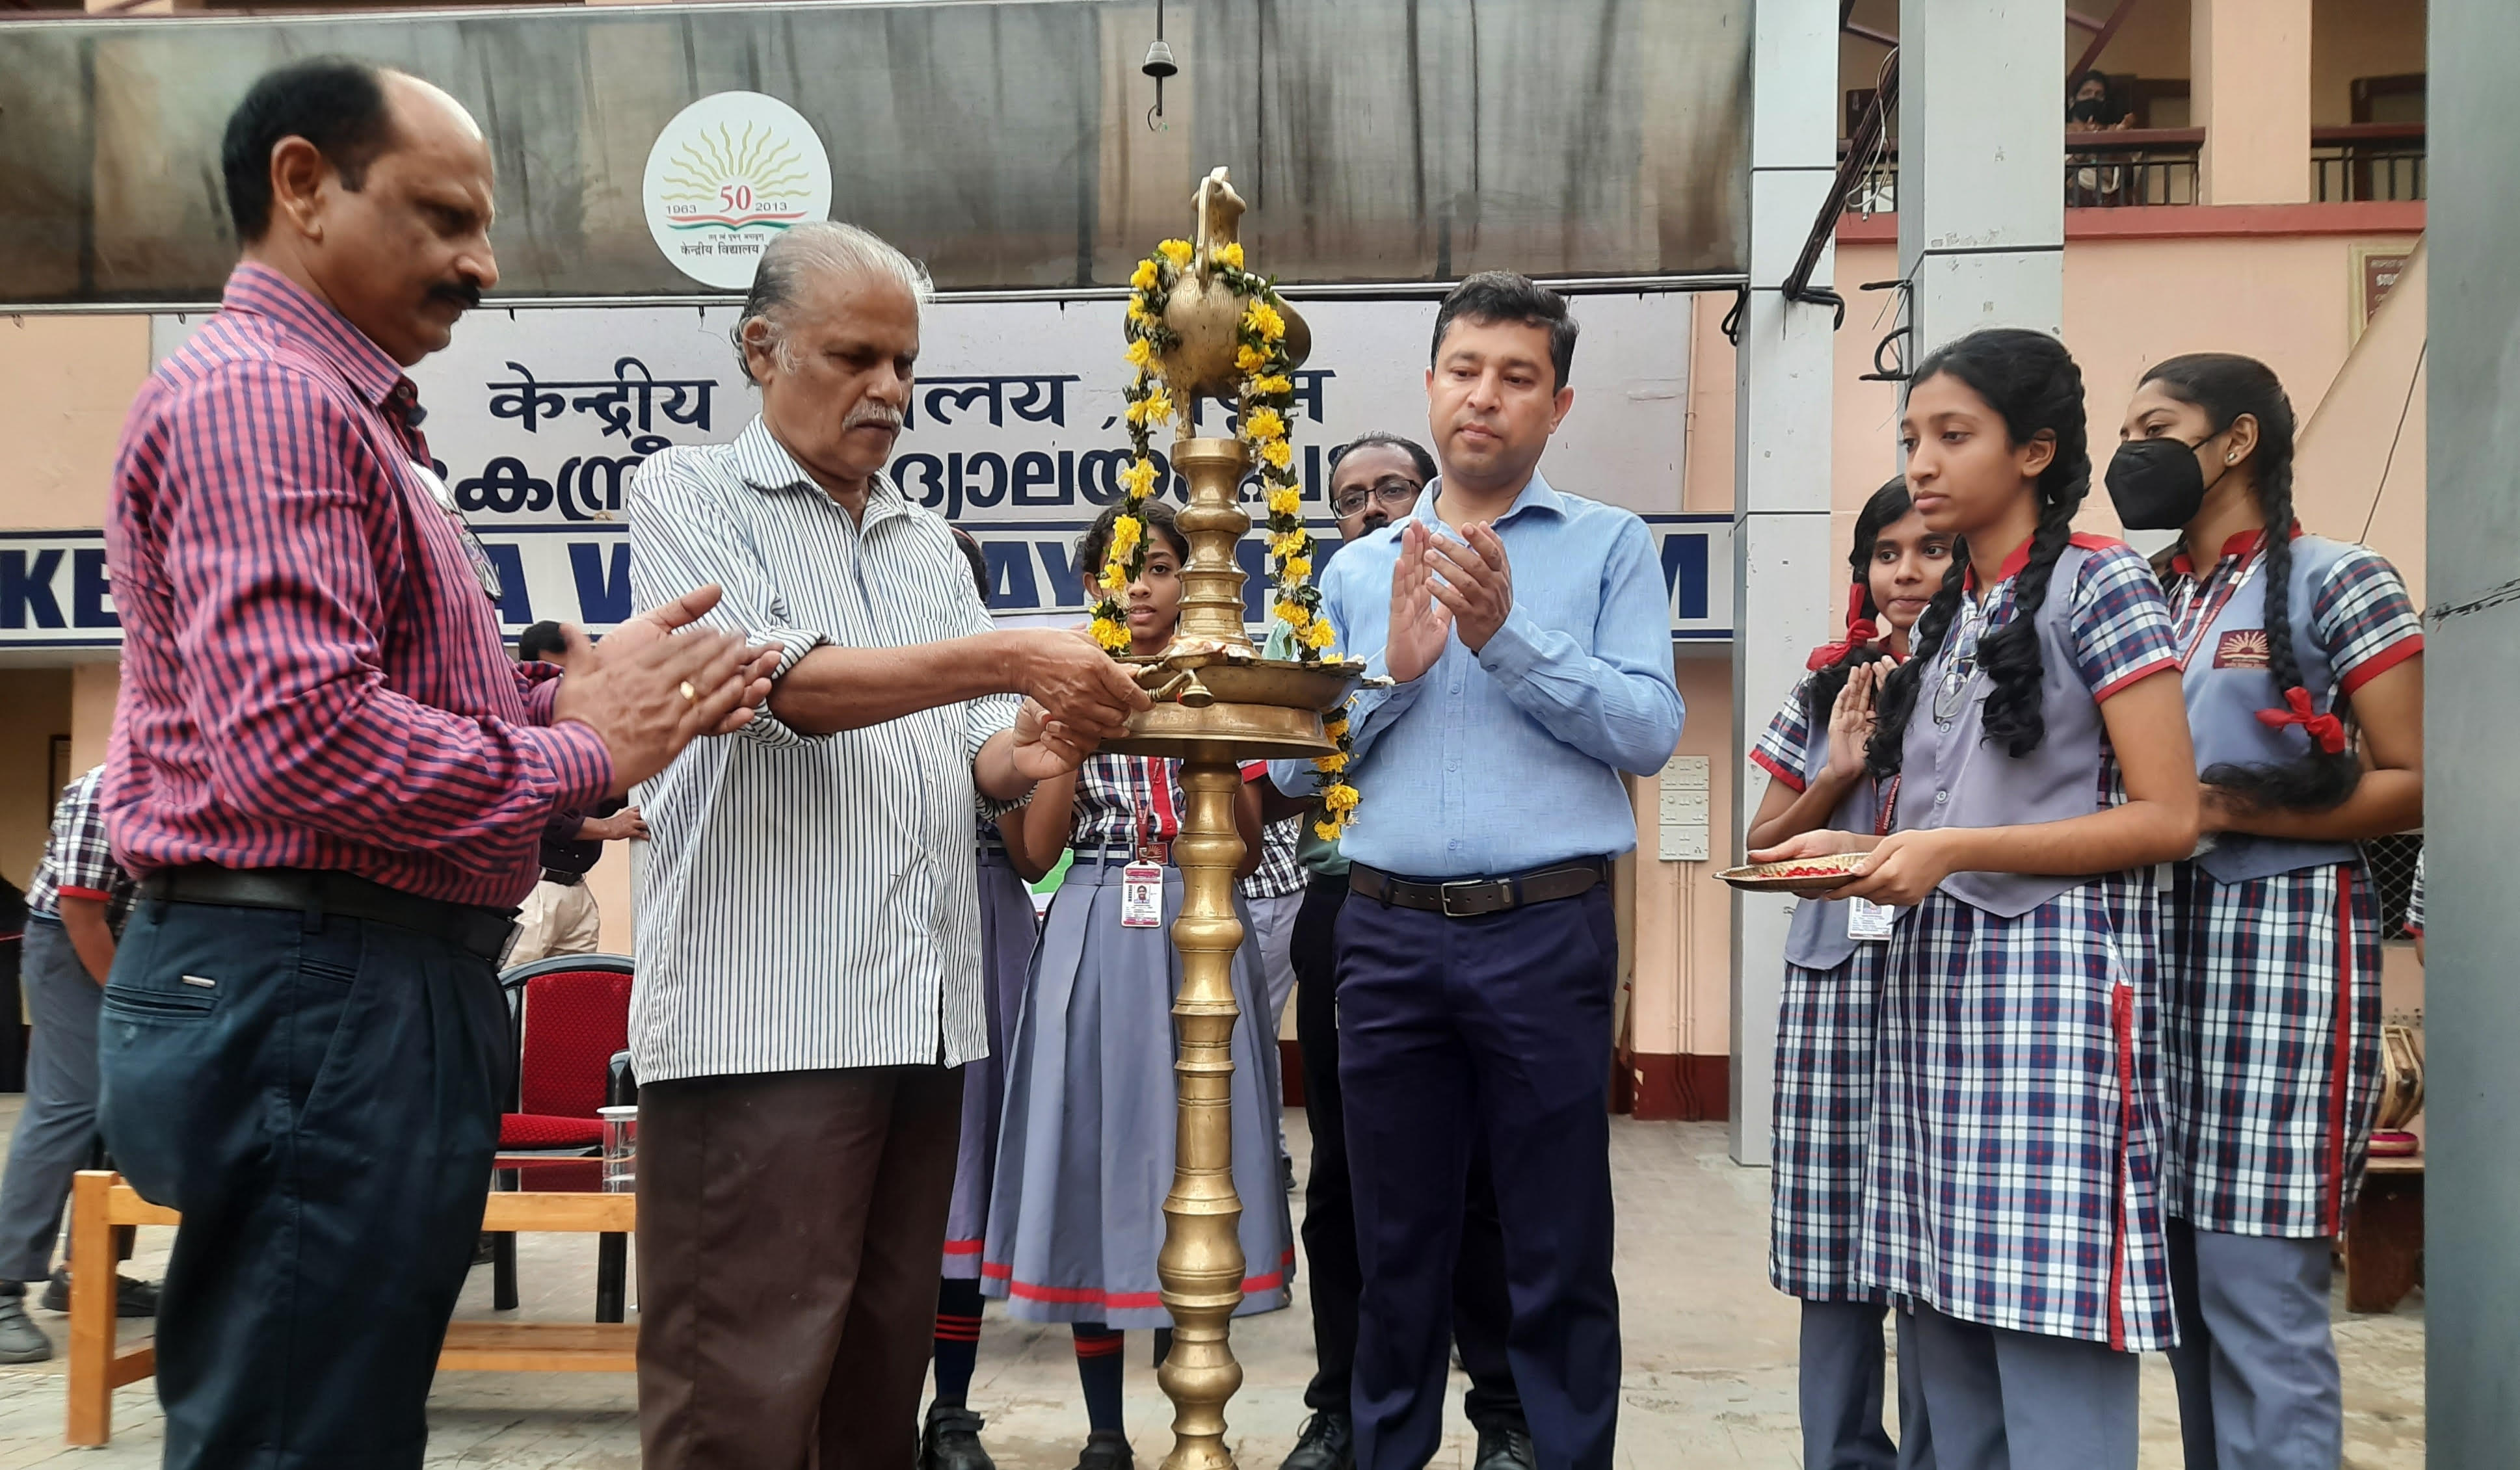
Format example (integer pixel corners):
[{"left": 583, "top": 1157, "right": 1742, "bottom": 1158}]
[{"left": 98, "top": 59, "right": 773, "bottom": 1470}]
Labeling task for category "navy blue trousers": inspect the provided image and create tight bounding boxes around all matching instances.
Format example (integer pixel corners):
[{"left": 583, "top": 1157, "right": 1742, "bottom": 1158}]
[
  {"left": 98, "top": 899, "right": 509, "bottom": 1470},
  {"left": 1294, "top": 876, "right": 1523, "bottom": 1430},
  {"left": 1336, "top": 884, "right": 1621, "bottom": 1470}
]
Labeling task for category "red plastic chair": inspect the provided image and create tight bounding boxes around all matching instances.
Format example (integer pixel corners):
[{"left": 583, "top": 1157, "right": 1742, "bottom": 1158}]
[
  {"left": 490, "top": 954, "right": 635, "bottom": 1316},
  {"left": 499, "top": 956, "right": 635, "bottom": 1151}
]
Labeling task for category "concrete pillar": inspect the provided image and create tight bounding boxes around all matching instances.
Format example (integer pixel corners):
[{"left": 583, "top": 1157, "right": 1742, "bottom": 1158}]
[
  {"left": 2421, "top": 0, "right": 2520, "bottom": 1456},
  {"left": 2192, "top": 0, "right": 2313, "bottom": 205},
  {"left": 1897, "top": 0, "right": 2065, "bottom": 354},
  {"left": 1728, "top": 0, "right": 1838, "bottom": 1164}
]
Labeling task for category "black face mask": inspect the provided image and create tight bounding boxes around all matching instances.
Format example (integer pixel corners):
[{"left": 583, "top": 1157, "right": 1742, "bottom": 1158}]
[{"left": 2104, "top": 436, "right": 2222, "bottom": 530}]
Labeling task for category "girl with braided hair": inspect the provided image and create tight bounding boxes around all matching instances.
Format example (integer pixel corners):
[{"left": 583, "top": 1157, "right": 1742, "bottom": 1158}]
[
  {"left": 1755, "top": 328, "right": 2199, "bottom": 1469},
  {"left": 1746, "top": 478, "right": 1949, "bottom": 1470},
  {"left": 2110, "top": 353, "right": 2423, "bottom": 1470}
]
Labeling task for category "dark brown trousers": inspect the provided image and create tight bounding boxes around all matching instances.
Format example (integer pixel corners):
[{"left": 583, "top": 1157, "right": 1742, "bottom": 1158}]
[{"left": 636, "top": 1065, "right": 964, "bottom": 1470}]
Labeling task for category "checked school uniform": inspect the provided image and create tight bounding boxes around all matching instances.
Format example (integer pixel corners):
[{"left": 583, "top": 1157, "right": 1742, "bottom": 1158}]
[
  {"left": 1753, "top": 674, "right": 1935, "bottom": 1470},
  {"left": 2156, "top": 531, "right": 2422, "bottom": 1470},
  {"left": 1864, "top": 536, "right": 2181, "bottom": 1470},
  {"left": 981, "top": 753, "right": 1293, "bottom": 1330}
]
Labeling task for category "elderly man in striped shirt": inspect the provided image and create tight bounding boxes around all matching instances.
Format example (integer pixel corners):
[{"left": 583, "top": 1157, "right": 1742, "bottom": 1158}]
[
  {"left": 626, "top": 222, "right": 1150, "bottom": 1470},
  {"left": 101, "top": 59, "right": 776, "bottom": 1469}
]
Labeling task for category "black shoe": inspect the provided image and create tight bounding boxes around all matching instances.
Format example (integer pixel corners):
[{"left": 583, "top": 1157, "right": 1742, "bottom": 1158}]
[
  {"left": 1074, "top": 1428, "right": 1134, "bottom": 1470},
  {"left": 1279, "top": 1411, "right": 1353, "bottom": 1470},
  {"left": 1471, "top": 1425, "right": 1535, "bottom": 1470},
  {"left": 38, "top": 1268, "right": 157, "bottom": 1318},
  {"left": 0, "top": 1297, "right": 51, "bottom": 1363},
  {"left": 921, "top": 1402, "right": 996, "bottom": 1470}
]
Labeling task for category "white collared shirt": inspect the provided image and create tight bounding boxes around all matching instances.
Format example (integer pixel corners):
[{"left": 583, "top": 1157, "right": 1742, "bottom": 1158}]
[{"left": 626, "top": 415, "right": 1016, "bottom": 1083}]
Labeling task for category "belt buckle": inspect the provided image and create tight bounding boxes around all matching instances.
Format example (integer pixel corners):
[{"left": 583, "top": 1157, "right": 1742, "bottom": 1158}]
[{"left": 1438, "top": 878, "right": 1509, "bottom": 917}]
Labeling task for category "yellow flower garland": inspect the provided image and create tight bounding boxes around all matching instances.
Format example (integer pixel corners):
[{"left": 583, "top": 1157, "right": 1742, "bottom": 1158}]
[{"left": 1101, "top": 239, "right": 1360, "bottom": 837}]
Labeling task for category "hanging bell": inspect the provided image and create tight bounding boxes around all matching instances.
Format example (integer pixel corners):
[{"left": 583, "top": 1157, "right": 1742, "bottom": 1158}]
[{"left": 1142, "top": 38, "right": 1178, "bottom": 80}]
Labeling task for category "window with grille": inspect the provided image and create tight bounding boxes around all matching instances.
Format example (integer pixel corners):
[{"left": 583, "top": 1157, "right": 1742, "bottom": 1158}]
[{"left": 2363, "top": 833, "right": 2423, "bottom": 941}]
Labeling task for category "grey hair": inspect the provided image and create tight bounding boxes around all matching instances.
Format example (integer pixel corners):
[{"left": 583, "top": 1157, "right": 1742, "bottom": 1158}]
[{"left": 732, "top": 221, "right": 935, "bottom": 384}]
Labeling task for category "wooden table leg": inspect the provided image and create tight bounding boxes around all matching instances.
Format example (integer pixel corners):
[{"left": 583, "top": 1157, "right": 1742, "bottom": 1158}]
[
  {"left": 2345, "top": 1172, "right": 2425, "bottom": 1313},
  {"left": 67, "top": 1171, "right": 116, "bottom": 1446},
  {"left": 493, "top": 1231, "right": 520, "bottom": 1311},
  {"left": 596, "top": 1233, "right": 626, "bottom": 1324},
  {"left": 492, "top": 1168, "right": 520, "bottom": 1311}
]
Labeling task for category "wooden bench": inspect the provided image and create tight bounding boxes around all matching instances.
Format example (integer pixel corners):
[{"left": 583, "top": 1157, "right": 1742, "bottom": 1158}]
[
  {"left": 2343, "top": 1153, "right": 2424, "bottom": 1313},
  {"left": 67, "top": 1170, "right": 637, "bottom": 1447}
]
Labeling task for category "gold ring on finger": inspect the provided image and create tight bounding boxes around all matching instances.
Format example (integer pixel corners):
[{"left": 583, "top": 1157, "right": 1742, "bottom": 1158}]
[{"left": 678, "top": 680, "right": 698, "bottom": 703}]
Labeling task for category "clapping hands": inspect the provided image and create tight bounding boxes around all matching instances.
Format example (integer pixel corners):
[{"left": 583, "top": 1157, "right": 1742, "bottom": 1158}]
[{"left": 1386, "top": 520, "right": 1514, "bottom": 683}]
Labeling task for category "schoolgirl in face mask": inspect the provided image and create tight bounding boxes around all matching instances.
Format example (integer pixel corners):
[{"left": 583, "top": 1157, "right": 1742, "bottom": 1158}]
[
  {"left": 1746, "top": 479, "right": 1951, "bottom": 1470},
  {"left": 1755, "top": 328, "right": 2200, "bottom": 1470},
  {"left": 2110, "top": 354, "right": 2423, "bottom": 1470}
]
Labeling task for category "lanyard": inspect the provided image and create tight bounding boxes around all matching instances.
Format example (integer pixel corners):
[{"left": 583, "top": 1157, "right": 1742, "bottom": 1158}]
[
  {"left": 2170, "top": 545, "right": 2263, "bottom": 672},
  {"left": 1874, "top": 774, "right": 1902, "bottom": 837},
  {"left": 407, "top": 460, "right": 505, "bottom": 605},
  {"left": 1128, "top": 757, "right": 1175, "bottom": 858},
  {"left": 1930, "top": 593, "right": 1992, "bottom": 727}
]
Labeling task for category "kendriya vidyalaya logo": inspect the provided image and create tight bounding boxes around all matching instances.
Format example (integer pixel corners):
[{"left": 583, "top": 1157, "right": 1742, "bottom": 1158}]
[{"left": 643, "top": 92, "right": 834, "bottom": 291}]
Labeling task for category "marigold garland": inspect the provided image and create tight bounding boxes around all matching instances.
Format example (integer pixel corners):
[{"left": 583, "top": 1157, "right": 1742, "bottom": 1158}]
[
  {"left": 1091, "top": 242, "right": 1184, "bottom": 651},
  {"left": 1102, "top": 237, "right": 1360, "bottom": 837},
  {"left": 1312, "top": 708, "right": 1359, "bottom": 842}
]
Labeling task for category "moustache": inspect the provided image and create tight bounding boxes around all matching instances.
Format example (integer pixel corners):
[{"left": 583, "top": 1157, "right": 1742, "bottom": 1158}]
[
  {"left": 845, "top": 404, "right": 905, "bottom": 432},
  {"left": 427, "top": 281, "right": 483, "bottom": 311}
]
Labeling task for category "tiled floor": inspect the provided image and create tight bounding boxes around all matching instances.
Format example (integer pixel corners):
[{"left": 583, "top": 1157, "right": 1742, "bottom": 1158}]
[{"left": 0, "top": 1097, "right": 2424, "bottom": 1467}]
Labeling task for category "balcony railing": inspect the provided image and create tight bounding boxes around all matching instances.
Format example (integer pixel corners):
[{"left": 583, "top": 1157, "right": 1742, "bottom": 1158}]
[
  {"left": 1838, "top": 124, "right": 2424, "bottom": 214},
  {"left": 2311, "top": 122, "right": 2426, "bottom": 202},
  {"left": 2062, "top": 128, "right": 2204, "bottom": 207}
]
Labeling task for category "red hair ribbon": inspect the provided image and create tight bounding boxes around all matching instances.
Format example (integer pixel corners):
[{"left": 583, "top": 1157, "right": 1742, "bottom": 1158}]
[
  {"left": 2255, "top": 686, "right": 2347, "bottom": 754},
  {"left": 1804, "top": 581, "right": 1879, "bottom": 671}
]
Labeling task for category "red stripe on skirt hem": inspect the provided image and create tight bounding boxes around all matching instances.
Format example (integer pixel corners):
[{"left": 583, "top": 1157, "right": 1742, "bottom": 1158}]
[
  {"left": 2323, "top": 862, "right": 2357, "bottom": 1237},
  {"left": 979, "top": 1248, "right": 1295, "bottom": 1311}
]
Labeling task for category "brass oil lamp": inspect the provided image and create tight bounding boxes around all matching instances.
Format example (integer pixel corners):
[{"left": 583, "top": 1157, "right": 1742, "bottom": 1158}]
[{"left": 1104, "top": 168, "right": 1368, "bottom": 1470}]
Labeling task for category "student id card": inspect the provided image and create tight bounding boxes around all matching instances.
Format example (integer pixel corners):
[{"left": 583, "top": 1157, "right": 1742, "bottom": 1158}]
[
  {"left": 1120, "top": 863, "right": 1165, "bottom": 928},
  {"left": 1846, "top": 897, "right": 1899, "bottom": 942}
]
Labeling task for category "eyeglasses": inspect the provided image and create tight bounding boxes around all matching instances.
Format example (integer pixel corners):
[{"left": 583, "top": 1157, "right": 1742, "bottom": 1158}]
[{"left": 1331, "top": 482, "right": 1422, "bottom": 518}]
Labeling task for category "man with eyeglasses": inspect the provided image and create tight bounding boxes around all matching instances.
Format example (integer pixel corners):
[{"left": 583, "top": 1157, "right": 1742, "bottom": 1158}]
[
  {"left": 1327, "top": 434, "right": 1431, "bottom": 531},
  {"left": 1275, "top": 431, "right": 1533, "bottom": 1470}
]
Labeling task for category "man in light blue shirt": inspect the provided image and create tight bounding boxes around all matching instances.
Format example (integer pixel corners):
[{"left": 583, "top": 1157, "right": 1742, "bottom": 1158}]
[{"left": 1273, "top": 274, "right": 1682, "bottom": 1470}]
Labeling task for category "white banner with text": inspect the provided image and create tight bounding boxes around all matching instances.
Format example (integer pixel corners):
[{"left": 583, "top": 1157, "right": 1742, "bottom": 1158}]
[{"left": 2, "top": 294, "right": 1724, "bottom": 652}]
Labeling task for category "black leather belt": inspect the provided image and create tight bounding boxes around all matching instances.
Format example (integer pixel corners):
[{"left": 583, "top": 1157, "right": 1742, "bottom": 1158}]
[
  {"left": 540, "top": 868, "right": 587, "bottom": 888},
  {"left": 1349, "top": 858, "right": 1610, "bottom": 919},
  {"left": 139, "top": 867, "right": 517, "bottom": 961}
]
